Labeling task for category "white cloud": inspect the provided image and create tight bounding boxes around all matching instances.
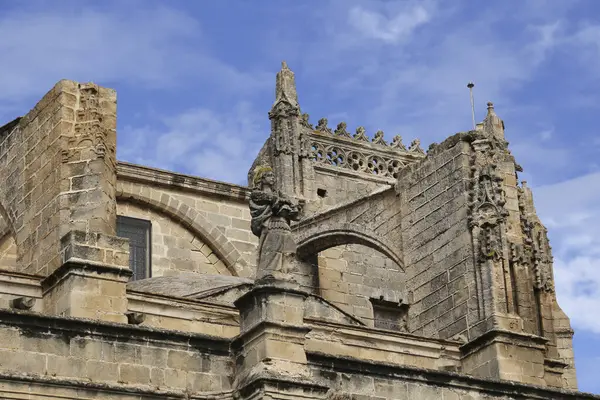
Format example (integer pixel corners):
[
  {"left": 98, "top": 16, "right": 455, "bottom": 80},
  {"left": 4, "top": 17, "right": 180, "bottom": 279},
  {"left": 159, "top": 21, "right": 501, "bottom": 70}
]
[
  {"left": 118, "top": 102, "right": 267, "bottom": 185},
  {"left": 0, "top": 2, "right": 269, "bottom": 121},
  {"left": 539, "top": 129, "right": 553, "bottom": 141},
  {"left": 534, "top": 172, "right": 600, "bottom": 333},
  {"left": 348, "top": 4, "right": 430, "bottom": 44}
]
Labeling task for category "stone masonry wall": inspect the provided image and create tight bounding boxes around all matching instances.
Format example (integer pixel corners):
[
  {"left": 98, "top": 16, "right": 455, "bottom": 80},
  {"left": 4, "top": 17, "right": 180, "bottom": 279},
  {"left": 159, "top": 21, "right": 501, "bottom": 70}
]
[
  {"left": 318, "top": 245, "right": 405, "bottom": 325},
  {"left": 308, "top": 354, "right": 595, "bottom": 400},
  {"left": 117, "top": 202, "right": 232, "bottom": 277},
  {"left": 0, "top": 310, "right": 232, "bottom": 395},
  {"left": 311, "top": 168, "right": 389, "bottom": 211},
  {"left": 0, "top": 234, "right": 16, "bottom": 271},
  {"left": 398, "top": 137, "right": 475, "bottom": 340},
  {"left": 117, "top": 172, "right": 258, "bottom": 279},
  {"left": 0, "top": 80, "right": 119, "bottom": 277}
]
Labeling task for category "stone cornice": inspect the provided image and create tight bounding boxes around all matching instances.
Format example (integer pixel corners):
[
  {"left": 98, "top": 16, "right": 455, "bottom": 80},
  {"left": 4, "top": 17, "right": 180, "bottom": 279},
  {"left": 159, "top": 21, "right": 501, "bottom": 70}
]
[
  {"left": 307, "top": 352, "right": 600, "bottom": 399},
  {"left": 41, "top": 259, "right": 132, "bottom": 294},
  {"left": 117, "top": 161, "right": 251, "bottom": 201},
  {"left": 0, "top": 308, "right": 231, "bottom": 355},
  {"left": 0, "top": 371, "right": 203, "bottom": 399},
  {"left": 460, "top": 328, "right": 549, "bottom": 356}
]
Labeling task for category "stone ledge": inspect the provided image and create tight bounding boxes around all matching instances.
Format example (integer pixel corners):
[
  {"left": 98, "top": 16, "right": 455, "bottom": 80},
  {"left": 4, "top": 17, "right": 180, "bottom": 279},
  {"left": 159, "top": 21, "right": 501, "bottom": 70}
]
[
  {"left": 0, "top": 371, "right": 236, "bottom": 399},
  {"left": 233, "top": 283, "right": 310, "bottom": 310},
  {"left": 117, "top": 161, "right": 250, "bottom": 201},
  {"left": 60, "top": 230, "right": 130, "bottom": 268},
  {"left": 460, "top": 328, "right": 549, "bottom": 357},
  {"left": 0, "top": 308, "right": 231, "bottom": 355},
  {"left": 231, "top": 320, "right": 312, "bottom": 350},
  {"left": 0, "top": 269, "right": 42, "bottom": 299},
  {"left": 314, "top": 163, "right": 397, "bottom": 184},
  {"left": 307, "top": 351, "right": 600, "bottom": 399},
  {"left": 305, "top": 318, "right": 462, "bottom": 359},
  {"left": 41, "top": 259, "right": 132, "bottom": 294},
  {"left": 236, "top": 374, "right": 329, "bottom": 400}
]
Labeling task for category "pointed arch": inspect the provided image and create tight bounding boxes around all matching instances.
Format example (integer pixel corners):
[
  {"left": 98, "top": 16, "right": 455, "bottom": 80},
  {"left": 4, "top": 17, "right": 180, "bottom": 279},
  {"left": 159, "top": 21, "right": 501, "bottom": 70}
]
[{"left": 116, "top": 184, "right": 247, "bottom": 277}]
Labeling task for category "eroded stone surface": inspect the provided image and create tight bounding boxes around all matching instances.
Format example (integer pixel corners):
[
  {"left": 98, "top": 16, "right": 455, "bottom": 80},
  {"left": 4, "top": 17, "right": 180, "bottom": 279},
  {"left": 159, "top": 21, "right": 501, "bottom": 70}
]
[{"left": 0, "top": 63, "right": 591, "bottom": 399}]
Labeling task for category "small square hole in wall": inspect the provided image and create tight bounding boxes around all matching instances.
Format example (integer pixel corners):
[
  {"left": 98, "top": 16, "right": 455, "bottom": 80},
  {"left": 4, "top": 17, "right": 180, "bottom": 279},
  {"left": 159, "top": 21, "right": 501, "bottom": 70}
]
[
  {"left": 370, "top": 297, "right": 409, "bottom": 332},
  {"left": 317, "top": 188, "right": 327, "bottom": 198}
]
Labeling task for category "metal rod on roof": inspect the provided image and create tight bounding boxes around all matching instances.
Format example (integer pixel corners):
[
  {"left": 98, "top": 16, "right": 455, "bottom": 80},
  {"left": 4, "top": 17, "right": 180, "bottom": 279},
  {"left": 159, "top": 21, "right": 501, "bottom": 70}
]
[{"left": 467, "top": 82, "right": 476, "bottom": 130}]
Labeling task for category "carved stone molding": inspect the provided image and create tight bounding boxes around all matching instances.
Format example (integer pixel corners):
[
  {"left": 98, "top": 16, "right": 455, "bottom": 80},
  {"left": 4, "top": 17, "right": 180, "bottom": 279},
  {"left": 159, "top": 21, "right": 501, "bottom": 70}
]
[
  {"left": 305, "top": 122, "right": 424, "bottom": 179},
  {"left": 517, "top": 185, "right": 555, "bottom": 293}
]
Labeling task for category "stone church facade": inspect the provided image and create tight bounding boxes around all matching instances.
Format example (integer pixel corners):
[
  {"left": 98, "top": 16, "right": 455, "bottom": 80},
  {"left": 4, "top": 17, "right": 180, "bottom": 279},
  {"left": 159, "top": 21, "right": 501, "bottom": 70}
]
[{"left": 0, "top": 62, "right": 596, "bottom": 399}]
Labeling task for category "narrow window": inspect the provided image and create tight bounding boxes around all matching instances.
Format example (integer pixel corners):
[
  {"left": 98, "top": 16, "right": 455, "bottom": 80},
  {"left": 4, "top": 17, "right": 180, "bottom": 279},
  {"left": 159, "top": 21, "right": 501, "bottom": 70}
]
[
  {"left": 370, "top": 298, "right": 409, "bottom": 332},
  {"left": 116, "top": 216, "right": 151, "bottom": 281}
]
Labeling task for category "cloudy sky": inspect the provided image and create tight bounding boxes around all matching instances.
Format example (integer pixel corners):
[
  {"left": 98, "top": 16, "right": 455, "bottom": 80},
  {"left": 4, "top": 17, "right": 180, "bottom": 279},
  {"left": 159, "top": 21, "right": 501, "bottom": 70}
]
[{"left": 1, "top": 0, "right": 600, "bottom": 393}]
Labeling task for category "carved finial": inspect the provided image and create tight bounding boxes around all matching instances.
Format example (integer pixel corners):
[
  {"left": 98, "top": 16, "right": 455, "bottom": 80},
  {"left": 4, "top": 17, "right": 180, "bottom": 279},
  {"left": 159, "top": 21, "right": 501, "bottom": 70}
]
[
  {"left": 483, "top": 101, "right": 505, "bottom": 140},
  {"left": 300, "top": 113, "right": 313, "bottom": 129},
  {"left": 316, "top": 118, "right": 332, "bottom": 134},
  {"left": 390, "top": 135, "right": 407, "bottom": 150},
  {"left": 335, "top": 122, "right": 352, "bottom": 138},
  {"left": 409, "top": 138, "right": 425, "bottom": 154},
  {"left": 273, "top": 61, "right": 299, "bottom": 109},
  {"left": 353, "top": 126, "right": 368, "bottom": 141},
  {"left": 372, "top": 130, "right": 387, "bottom": 145}
]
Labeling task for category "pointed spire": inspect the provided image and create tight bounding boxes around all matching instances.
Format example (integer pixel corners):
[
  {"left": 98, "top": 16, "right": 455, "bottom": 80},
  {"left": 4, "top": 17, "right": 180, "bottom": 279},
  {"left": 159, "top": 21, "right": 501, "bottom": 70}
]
[
  {"left": 483, "top": 101, "right": 505, "bottom": 140},
  {"left": 273, "top": 60, "right": 299, "bottom": 109}
]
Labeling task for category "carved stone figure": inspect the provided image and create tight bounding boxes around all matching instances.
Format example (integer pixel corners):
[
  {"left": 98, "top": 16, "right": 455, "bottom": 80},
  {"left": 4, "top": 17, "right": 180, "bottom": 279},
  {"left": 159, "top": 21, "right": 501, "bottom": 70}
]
[
  {"left": 353, "top": 126, "right": 368, "bottom": 142},
  {"left": 249, "top": 165, "right": 300, "bottom": 282}
]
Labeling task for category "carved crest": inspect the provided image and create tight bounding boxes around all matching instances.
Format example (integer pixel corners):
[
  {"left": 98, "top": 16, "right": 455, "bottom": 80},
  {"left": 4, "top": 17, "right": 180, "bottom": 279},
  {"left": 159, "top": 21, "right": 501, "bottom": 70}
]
[
  {"left": 408, "top": 138, "right": 425, "bottom": 154},
  {"left": 315, "top": 118, "right": 333, "bottom": 134},
  {"left": 353, "top": 126, "right": 368, "bottom": 142},
  {"left": 390, "top": 135, "right": 407, "bottom": 150},
  {"left": 300, "top": 113, "right": 313, "bottom": 129},
  {"left": 372, "top": 130, "right": 387, "bottom": 145},
  {"left": 334, "top": 122, "right": 352, "bottom": 138}
]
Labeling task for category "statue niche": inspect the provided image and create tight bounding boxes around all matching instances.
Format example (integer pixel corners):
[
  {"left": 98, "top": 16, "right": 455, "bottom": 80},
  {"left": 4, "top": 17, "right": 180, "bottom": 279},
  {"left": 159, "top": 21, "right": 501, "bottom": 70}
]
[{"left": 250, "top": 165, "right": 307, "bottom": 285}]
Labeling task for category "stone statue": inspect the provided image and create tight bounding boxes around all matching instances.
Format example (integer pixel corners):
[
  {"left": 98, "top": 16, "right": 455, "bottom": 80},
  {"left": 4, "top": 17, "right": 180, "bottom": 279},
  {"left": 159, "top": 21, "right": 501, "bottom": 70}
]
[{"left": 249, "top": 165, "right": 300, "bottom": 282}]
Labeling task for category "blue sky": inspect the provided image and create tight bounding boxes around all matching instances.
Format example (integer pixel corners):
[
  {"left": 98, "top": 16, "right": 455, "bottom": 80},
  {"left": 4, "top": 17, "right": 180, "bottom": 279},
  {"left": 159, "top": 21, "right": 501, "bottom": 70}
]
[{"left": 1, "top": 0, "right": 599, "bottom": 393}]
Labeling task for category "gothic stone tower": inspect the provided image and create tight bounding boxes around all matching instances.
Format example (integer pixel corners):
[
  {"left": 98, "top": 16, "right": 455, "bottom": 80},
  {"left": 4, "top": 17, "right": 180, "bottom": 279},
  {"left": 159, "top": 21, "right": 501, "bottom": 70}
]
[{"left": 249, "top": 62, "right": 578, "bottom": 390}]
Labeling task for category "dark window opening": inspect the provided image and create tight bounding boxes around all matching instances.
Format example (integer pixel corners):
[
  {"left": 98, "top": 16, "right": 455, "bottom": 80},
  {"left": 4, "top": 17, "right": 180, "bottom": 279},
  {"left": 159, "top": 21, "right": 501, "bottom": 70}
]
[
  {"left": 370, "top": 298, "right": 409, "bottom": 332},
  {"left": 117, "top": 215, "right": 151, "bottom": 281},
  {"left": 317, "top": 188, "right": 327, "bottom": 198}
]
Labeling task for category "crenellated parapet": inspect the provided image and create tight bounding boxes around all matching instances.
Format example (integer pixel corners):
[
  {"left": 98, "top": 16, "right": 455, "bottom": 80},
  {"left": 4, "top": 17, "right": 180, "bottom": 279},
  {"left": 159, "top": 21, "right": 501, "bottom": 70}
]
[{"left": 300, "top": 114, "right": 425, "bottom": 180}]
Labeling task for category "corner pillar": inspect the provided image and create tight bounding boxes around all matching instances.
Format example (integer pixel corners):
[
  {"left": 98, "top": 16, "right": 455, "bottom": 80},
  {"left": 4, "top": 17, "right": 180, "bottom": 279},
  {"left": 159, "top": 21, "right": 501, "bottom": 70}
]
[{"left": 232, "top": 283, "right": 326, "bottom": 399}]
